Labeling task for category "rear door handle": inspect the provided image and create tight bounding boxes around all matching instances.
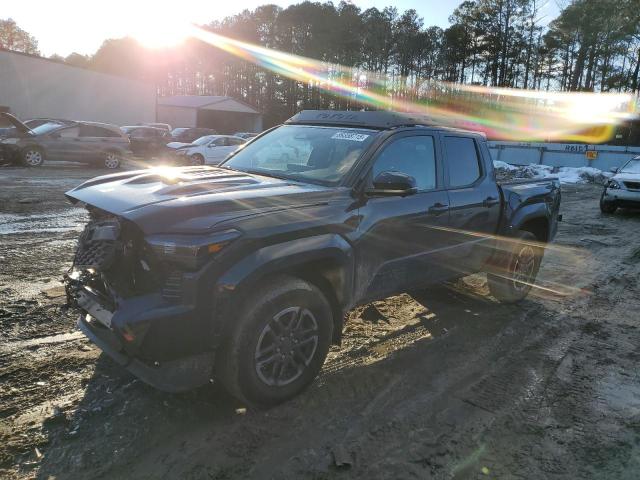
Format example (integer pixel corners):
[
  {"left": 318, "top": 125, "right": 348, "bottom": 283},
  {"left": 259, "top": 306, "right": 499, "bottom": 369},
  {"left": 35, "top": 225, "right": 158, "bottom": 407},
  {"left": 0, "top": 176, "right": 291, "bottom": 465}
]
[
  {"left": 428, "top": 203, "right": 449, "bottom": 215},
  {"left": 483, "top": 196, "right": 500, "bottom": 207}
]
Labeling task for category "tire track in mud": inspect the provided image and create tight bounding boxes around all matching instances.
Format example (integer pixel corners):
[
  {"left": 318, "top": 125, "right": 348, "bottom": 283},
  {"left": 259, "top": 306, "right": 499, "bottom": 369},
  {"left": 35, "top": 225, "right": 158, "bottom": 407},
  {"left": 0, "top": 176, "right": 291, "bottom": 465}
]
[{"left": 454, "top": 208, "right": 640, "bottom": 480}]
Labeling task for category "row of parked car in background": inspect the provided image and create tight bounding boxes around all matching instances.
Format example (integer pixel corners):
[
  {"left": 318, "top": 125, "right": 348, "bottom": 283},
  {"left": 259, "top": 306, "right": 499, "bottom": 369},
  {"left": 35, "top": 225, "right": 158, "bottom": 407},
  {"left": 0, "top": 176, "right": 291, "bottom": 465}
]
[{"left": 0, "top": 113, "right": 258, "bottom": 169}]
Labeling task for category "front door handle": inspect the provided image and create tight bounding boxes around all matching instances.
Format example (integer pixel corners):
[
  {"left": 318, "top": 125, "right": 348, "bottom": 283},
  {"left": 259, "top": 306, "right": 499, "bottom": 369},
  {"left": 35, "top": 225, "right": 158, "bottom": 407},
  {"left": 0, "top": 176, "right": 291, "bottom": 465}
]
[
  {"left": 428, "top": 203, "right": 449, "bottom": 215},
  {"left": 483, "top": 196, "right": 500, "bottom": 207}
]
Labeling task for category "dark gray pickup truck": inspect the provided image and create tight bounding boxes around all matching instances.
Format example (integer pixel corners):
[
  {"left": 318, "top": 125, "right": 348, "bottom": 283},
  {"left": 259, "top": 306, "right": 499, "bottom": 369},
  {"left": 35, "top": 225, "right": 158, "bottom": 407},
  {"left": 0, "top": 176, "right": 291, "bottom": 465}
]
[{"left": 65, "top": 110, "right": 562, "bottom": 406}]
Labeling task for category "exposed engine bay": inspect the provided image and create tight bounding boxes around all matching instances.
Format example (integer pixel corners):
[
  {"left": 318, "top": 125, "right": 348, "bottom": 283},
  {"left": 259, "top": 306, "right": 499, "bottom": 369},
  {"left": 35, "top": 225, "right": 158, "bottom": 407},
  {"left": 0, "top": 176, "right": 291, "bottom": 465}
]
[{"left": 64, "top": 206, "right": 163, "bottom": 311}]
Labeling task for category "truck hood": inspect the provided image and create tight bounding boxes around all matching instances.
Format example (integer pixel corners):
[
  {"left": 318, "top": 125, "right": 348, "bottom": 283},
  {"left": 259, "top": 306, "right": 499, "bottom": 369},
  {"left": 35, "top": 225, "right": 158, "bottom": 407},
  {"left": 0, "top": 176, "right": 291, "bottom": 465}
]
[
  {"left": 65, "top": 166, "right": 337, "bottom": 234},
  {"left": 613, "top": 172, "right": 640, "bottom": 182}
]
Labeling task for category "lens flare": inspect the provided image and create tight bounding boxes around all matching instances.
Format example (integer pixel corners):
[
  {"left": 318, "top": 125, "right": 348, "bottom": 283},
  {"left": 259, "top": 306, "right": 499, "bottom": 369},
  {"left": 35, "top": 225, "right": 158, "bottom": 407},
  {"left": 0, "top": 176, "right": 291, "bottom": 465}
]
[{"left": 185, "top": 24, "right": 637, "bottom": 143}]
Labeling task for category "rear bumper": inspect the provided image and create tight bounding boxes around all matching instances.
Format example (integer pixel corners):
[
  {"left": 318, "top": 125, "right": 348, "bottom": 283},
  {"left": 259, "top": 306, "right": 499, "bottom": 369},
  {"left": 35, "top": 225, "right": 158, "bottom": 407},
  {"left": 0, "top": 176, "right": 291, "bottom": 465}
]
[{"left": 78, "top": 314, "right": 213, "bottom": 392}]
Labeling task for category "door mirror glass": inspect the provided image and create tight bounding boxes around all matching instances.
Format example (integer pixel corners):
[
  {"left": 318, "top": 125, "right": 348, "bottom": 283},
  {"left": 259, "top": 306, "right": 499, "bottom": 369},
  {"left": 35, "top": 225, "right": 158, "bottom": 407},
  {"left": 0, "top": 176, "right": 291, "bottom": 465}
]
[{"left": 367, "top": 171, "right": 417, "bottom": 197}]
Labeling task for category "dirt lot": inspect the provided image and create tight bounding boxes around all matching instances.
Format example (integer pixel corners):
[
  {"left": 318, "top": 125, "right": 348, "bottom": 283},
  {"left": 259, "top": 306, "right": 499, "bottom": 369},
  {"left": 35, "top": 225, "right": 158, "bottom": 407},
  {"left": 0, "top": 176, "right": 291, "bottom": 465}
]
[{"left": 1, "top": 164, "right": 640, "bottom": 480}]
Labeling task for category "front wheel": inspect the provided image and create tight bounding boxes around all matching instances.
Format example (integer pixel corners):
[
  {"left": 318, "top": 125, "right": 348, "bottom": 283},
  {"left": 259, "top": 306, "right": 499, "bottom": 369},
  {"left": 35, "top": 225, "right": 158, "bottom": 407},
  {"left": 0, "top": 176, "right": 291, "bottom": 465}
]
[
  {"left": 487, "top": 230, "right": 544, "bottom": 303},
  {"left": 104, "top": 151, "right": 121, "bottom": 169},
  {"left": 22, "top": 147, "right": 44, "bottom": 167},
  {"left": 189, "top": 154, "right": 204, "bottom": 166},
  {"left": 599, "top": 191, "right": 617, "bottom": 214},
  {"left": 216, "top": 275, "right": 333, "bottom": 407}
]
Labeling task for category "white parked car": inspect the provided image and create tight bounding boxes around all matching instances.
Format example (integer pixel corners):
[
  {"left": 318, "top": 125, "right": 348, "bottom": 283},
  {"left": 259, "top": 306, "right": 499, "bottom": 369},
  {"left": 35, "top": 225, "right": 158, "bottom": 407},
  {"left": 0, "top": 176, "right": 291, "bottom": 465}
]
[{"left": 174, "top": 135, "right": 246, "bottom": 165}]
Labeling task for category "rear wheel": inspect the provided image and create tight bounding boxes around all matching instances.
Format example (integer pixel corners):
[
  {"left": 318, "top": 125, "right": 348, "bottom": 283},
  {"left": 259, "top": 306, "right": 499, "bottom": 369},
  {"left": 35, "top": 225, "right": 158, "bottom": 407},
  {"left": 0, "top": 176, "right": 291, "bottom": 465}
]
[
  {"left": 487, "top": 230, "right": 544, "bottom": 303},
  {"left": 599, "top": 190, "right": 617, "bottom": 214},
  {"left": 189, "top": 153, "right": 204, "bottom": 166},
  {"left": 22, "top": 147, "right": 44, "bottom": 167},
  {"left": 216, "top": 275, "right": 333, "bottom": 407},
  {"left": 104, "top": 151, "right": 121, "bottom": 169}
]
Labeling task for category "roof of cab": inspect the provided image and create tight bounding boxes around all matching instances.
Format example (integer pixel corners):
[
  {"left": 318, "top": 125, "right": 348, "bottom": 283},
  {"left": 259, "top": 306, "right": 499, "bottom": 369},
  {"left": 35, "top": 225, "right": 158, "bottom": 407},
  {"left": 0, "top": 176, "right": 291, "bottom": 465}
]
[{"left": 285, "top": 110, "right": 484, "bottom": 137}]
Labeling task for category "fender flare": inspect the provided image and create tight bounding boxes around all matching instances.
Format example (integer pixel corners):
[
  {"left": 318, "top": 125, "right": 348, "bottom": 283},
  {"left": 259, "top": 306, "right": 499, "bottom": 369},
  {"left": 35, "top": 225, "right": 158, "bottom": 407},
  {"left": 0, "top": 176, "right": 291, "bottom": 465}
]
[
  {"left": 488, "top": 202, "right": 551, "bottom": 268},
  {"left": 505, "top": 202, "right": 550, "bottom": 237},
  {"left": 213, "top": 233, "right": 354, "bottom": 342}
]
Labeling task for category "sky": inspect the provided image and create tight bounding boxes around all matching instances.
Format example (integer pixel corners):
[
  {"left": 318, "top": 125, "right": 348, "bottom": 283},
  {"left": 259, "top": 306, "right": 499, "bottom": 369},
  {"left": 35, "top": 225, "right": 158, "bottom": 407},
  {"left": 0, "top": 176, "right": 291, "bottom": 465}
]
[{"left": 6, "top": 0, "right": 561, "bottom": 58}]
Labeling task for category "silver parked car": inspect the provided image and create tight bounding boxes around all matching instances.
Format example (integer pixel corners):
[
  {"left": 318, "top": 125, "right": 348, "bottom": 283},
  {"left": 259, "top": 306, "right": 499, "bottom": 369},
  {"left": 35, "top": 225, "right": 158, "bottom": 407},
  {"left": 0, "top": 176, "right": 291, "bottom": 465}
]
[{"left": 2, "top": 117, "right": 131, "bottom": 168}]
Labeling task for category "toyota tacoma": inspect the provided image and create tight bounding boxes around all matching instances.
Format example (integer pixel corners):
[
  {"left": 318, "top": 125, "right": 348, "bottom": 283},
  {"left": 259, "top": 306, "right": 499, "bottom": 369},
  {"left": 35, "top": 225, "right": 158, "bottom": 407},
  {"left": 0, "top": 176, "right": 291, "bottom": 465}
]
[{"left": 64, "top": 110, "right": 562, "bottom": 406}]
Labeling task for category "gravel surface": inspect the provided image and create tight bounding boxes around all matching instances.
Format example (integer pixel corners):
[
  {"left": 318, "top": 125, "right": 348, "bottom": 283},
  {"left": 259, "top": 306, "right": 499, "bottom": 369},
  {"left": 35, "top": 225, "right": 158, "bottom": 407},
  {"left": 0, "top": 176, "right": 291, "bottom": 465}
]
[{"left": 1, "top": 164, "right": 640, "bottom": 480}]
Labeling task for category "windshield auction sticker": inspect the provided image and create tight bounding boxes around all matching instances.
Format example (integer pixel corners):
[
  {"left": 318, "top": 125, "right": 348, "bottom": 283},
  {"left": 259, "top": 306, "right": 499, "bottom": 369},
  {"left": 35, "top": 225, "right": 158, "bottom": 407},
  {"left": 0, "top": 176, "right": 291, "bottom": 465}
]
[{"left": 332, "top": 132, "right": 370, "bottom": 142}]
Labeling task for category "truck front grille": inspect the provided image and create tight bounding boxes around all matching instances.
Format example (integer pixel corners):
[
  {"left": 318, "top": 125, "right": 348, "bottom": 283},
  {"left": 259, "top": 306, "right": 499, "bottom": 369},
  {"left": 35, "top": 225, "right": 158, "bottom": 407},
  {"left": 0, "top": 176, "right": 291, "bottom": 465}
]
[
  {"left": 623, "top": 181, "right": 640, "bottom": 191},
  {"left": 162, "top": 270, "right": 183, "bottom": 302},
  {"left": 74, "top": 219, "right": 121, "bottom": 270}
]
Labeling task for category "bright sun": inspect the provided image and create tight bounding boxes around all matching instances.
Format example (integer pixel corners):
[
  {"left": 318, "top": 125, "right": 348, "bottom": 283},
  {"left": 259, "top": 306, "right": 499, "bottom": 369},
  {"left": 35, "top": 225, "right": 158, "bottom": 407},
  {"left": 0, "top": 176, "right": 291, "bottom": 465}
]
[{"left": 131, "top": 14, "right": 192, "bottom": 49}]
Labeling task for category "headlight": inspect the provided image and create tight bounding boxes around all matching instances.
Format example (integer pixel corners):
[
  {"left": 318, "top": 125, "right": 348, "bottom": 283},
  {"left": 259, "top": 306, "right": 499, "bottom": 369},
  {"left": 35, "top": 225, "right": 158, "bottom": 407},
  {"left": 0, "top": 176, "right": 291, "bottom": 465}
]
[
  {"left": 146, "top": 229, "right": 241, "bottom": 270},
  {"left": 1, "top": 138, "right": 19, "bottom": 144},
  {"left": 607, "top": 179, "right": 622, "bottom": 189}
]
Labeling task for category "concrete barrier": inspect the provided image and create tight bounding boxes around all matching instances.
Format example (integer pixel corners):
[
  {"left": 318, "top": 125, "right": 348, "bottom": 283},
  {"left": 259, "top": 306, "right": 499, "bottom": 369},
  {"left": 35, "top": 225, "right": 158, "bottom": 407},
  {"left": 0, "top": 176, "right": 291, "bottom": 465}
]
[{"left": 488, "top": 141, "right": 640, "bottom": 171}]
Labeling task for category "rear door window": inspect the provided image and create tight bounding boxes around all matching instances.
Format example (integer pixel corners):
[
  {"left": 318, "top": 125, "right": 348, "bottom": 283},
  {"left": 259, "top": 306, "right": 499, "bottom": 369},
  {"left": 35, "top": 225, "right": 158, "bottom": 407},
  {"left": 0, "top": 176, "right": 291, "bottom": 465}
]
[
  {"left": 58, "top": 127, "right": 80, "bottom": 138},
  {"left": 129, "top": 128, "right": 147, "bottom": 139},
  {"left": 80, "top": 125, "right": 120, "bottom": 137},
  {"left": 444, "top": 136, "right": 482, "bottom": 187}
]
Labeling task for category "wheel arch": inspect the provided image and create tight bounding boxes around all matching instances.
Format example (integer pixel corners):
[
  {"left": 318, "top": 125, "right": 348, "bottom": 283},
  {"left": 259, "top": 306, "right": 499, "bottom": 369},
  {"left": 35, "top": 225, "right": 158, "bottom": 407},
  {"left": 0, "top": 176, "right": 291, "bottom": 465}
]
[
  {"left": 214, "top": 234, "right": 354, "bottom": 345},
  {"left": 22, "top": 143, "right": 45, "bottom": 156},
  {"left": 509, "top": 204, "right": 551, "bottom": 242},
  {"left": 518, "top": 216, "right": 549, "bottom": 242}
]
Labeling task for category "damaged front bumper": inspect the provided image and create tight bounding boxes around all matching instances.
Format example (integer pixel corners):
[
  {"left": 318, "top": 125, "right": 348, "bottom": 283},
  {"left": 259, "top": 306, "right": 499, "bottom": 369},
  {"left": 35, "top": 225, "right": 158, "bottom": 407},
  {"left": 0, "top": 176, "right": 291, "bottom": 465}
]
[
  {"left": 79, "top": 314, "right": 213, "bottom": 392},
  {"left": 70, "top": 281, "right": 214, "bottom": 392},
  {"left": 64, "top": 210, "right": 236, "bottom": 392}
]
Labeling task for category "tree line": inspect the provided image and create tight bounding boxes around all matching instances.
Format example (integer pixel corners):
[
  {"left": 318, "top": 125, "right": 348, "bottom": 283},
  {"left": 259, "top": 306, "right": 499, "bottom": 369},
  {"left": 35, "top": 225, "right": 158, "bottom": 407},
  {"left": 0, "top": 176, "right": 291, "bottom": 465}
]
[{"left": 2, "top": 0, "right": 640, "bottom": 127}]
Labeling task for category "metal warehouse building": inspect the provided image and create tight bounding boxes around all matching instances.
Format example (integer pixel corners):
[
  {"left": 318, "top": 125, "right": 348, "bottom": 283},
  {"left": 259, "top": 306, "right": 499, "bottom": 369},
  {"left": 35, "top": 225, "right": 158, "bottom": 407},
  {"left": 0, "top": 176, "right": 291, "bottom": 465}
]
[
  {"left": 0, "top": 48, "right": 155, "bottom": 125},
  {"left": 157, "top": 95, "right": 262, "bottom": 134}
]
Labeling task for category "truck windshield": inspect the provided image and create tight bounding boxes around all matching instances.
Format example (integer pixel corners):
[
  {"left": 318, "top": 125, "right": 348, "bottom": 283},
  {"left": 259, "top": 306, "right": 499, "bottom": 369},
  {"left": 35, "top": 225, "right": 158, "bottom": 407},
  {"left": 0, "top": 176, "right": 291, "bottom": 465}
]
[
  {"left": 620, "top": 158, "right": 640, "bottom": 174},
  {"left": 221, "top": 125, "right": 378, "bottom": 185}
]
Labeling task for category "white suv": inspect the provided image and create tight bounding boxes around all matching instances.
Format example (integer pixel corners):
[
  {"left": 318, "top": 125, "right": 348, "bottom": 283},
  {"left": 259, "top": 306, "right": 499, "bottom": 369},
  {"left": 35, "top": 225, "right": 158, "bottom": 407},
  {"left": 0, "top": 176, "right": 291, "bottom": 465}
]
[{"left": 600, "top": 156, "right": 640, "bottom": 213}]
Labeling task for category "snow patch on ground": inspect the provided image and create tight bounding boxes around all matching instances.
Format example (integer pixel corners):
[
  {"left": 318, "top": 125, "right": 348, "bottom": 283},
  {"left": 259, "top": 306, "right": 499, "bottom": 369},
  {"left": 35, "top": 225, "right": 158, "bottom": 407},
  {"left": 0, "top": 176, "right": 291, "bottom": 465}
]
[{"left": 493, "top": 161, "right": 613, "bottom": 185}]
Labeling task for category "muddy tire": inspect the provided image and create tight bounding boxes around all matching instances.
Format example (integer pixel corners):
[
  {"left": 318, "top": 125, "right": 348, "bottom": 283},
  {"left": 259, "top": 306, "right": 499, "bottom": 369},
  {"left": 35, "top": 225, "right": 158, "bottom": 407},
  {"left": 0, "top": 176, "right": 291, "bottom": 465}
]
[
  {"left": 599, "top": 191, "right": 617, "bottom": 214},
  {"left": 487, "top": 230, "right": 544, "bottom": 303},
  {"left": 216, "top": 275, "right": 333, "bottom": 407},
  {"left": 22, "top": 147, "right": 44, "bottom": 167},
  {"left": 189, "top": 154, "right": 204, "bottom": 166},
  {"left": 104, "top": 151, "right": 121, "bottom": 169}
]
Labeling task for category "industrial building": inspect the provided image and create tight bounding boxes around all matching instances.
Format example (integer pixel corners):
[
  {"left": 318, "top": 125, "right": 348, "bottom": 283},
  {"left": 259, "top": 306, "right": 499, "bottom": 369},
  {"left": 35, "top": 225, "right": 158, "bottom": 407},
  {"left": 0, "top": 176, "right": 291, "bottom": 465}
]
[
  {"left": 0, "top": 48, "right": 155, "bottom": 125},
  {"left": 157, "top": 95, "right": 262, "bottom": 133}
]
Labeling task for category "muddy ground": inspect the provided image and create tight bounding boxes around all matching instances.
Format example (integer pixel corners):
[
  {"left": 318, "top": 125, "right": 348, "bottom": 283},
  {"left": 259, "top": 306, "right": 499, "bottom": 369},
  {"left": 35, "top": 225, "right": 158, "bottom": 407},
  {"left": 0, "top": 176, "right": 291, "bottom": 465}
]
[{"left": 1, "top": 164, "right": 640, "bottom": 480}]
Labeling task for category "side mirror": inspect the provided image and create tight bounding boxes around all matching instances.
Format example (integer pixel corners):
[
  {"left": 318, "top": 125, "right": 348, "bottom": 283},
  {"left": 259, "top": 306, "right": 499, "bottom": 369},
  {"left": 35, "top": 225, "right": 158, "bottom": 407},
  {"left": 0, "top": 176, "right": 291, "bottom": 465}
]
[
  {"left": 610, "top": 167, "right": 619, "bottom": 173},
  {"left": 366, "top": 171, "right": 418, "bottom": 197}
]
